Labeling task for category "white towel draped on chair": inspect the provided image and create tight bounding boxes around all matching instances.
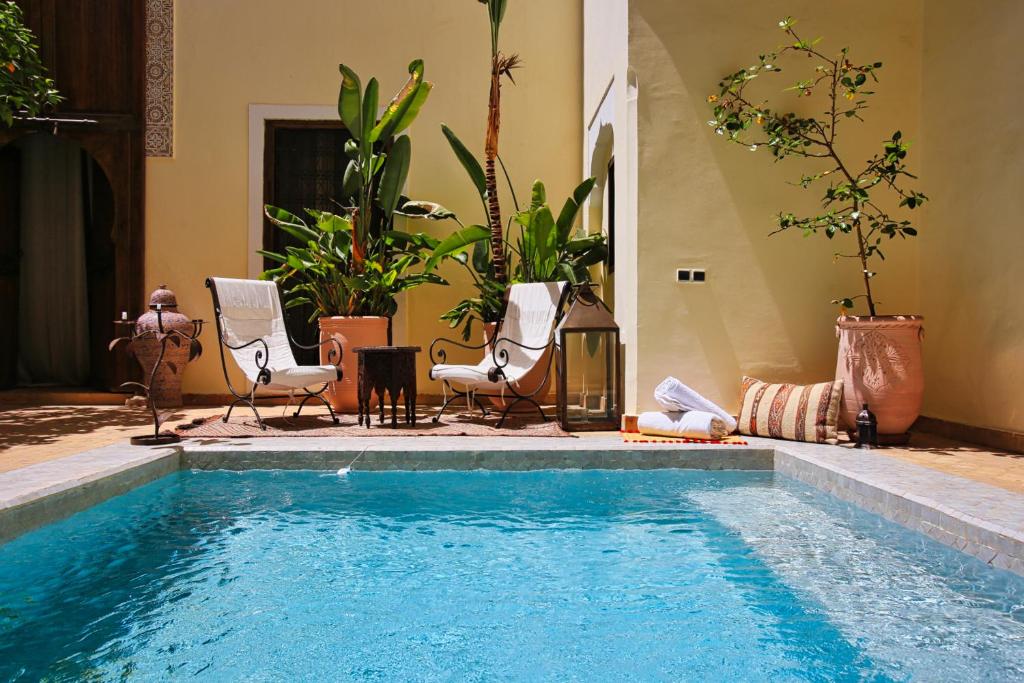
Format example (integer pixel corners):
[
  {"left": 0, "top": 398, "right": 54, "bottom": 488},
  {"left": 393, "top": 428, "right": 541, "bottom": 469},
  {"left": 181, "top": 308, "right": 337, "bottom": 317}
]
[
  {"left": 210, "top": 277, "right": 338, "bottom": 390},
  {"left": 431, "top": 282, "right": 566, "bottom": 393}
]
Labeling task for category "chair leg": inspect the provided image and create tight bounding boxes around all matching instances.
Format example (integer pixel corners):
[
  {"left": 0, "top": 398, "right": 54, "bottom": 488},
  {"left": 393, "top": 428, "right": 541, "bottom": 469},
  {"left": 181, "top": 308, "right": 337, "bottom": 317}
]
[
  {"left": 292, "top": 393, "right": 317, "bottom": 418},
  {"left": 225, "top": 396, "right": 266, "bottom": 430},
  {"left": 432, "top": 393, "right": 459, "bottom": 423},
  {"left": 495, "top": 396, "right": 546, "bottom": 428},
  {"left": 433, "top": 386, "right": 491, "bottom": 424},
  {"left": 295, "top": 386, "right": 339, "bottom": 424}
]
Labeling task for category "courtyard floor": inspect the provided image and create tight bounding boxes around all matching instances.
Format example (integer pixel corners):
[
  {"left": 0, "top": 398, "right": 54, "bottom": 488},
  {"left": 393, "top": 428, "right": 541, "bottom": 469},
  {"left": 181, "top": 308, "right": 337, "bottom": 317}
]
[{"left": 1, "top": 396, "right": 1023, "bottom": 493}]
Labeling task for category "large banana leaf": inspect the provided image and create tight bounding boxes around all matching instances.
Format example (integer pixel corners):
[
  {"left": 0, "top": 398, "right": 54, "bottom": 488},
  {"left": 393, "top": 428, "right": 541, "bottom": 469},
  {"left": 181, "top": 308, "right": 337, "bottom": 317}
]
[
  {"left": 530, "top": 179, "right": 546, "bottom": 211},
  {"left": 342, "top": 159, "right": 362, "bottom": 198},
  {"left": 441, "top": 124, "right": 487, "bottom": 209},
  {"left": 264, "top": 205, "right": 317, "bottom": 243},
  {"left": 372, "top": 60, "right": 431, "bottom": 142},
  {"left": 377, "top": 135, "right": 411, "bottom": 217},
  {"left": 360, "top": 77, "right": 378, "bottom": 159},
  {"left": 390, "top": 81, "right": 432, "bottom": 138},
  {"left": 555, "top": 176, "right": 596, "bottom": 244},
  {"left": 337, "top": 64, "right": 362, "bottom": 139},
  {"left": 426, "top": 224, "right": 490, "bottom": 272},
  {"left": 394, "top": 200, "right": 457, "bottom": 221}
]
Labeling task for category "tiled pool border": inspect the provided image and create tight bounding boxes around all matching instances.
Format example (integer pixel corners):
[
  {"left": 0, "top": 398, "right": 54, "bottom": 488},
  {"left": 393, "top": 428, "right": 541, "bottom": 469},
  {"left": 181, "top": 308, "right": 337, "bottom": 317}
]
[{"left": 1, "top": 436, "right": 1023, "bottom": 576}]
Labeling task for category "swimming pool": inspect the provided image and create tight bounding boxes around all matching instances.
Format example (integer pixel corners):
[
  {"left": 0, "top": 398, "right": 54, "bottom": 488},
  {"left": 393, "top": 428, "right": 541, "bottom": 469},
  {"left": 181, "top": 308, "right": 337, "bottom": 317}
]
[{"left": 1, "top": 469, "right": 1022, "bottom": 681}]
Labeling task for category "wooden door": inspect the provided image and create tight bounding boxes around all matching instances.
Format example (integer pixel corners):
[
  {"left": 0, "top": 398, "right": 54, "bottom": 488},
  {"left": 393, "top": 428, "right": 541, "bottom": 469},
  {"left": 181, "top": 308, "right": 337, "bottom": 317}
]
[
  {"left": 0, "top": 146, "right": 21, "bottom": 388},
  {"left": 263, "top": 121, "right": 352, "bottom": 365},
  {"left": 7, "top": 0, "right": 145, "bottom": 391}
]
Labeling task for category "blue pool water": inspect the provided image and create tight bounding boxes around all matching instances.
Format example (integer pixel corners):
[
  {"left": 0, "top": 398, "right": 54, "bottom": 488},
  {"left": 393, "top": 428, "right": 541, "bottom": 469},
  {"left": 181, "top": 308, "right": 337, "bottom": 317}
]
[{"left": 1, "top": 470, "right": 1023, "bottom": 681}]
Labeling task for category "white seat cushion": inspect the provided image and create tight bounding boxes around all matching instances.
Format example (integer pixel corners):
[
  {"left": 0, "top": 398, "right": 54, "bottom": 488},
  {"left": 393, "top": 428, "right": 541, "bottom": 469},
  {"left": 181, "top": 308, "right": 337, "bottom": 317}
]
[
  {"left": 265, "top": 364, "right": 340, "bottom": 391},
  {"left": 431, "top": 361, "right": 505, "bottom": 392}
]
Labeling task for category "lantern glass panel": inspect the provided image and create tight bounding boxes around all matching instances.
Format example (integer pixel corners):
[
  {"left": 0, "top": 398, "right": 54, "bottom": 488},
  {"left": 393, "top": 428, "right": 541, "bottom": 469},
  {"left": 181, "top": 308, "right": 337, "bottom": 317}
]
[{"left": 562, "top": 329, "right": 618, "bottom": 428}]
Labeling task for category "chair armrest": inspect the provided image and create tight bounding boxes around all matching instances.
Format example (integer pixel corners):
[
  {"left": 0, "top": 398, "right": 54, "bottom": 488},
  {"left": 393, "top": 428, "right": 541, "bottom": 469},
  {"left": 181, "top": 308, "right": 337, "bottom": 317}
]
[
  {"left": 429, "top": 336, "right": 489, "bottom": 366},
  {"left": 221, "top": 336, "right": 272, "bottom": 385},
  {"left": 489, "top": 335, "right": 556, "bottom": 369},
  {"left": 291, "top": 336, "right": 343, "bottom": 368}
]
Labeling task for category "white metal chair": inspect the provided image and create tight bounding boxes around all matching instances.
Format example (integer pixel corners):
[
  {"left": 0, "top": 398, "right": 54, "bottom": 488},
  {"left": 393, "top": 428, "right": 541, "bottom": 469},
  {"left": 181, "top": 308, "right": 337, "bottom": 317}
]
[
  {"left": 429, "top": 281, "right": 569, "bottom": 427},
  {"left": 205, "top": 277, "right": 342, "bottom": 429}
]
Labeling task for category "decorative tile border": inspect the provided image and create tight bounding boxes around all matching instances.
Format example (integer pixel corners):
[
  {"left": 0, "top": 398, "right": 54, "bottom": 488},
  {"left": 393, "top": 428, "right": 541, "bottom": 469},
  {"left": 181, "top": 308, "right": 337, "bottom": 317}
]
[{"left": 144, "top": 0, "right": 174, "bottom": 157}]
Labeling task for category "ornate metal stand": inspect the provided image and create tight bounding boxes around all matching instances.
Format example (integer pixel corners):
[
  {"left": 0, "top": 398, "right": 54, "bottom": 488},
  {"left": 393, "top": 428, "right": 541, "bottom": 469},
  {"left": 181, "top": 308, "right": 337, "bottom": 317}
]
[{"left": 110, "top": 313, "right": 204, "bottom": 446}]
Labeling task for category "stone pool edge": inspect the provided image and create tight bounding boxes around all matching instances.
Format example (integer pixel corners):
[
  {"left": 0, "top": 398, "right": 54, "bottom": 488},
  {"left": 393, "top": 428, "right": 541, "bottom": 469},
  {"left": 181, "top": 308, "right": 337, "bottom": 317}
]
[{"left": 1, "top": 438, "right": 1023, "bottom": 577}]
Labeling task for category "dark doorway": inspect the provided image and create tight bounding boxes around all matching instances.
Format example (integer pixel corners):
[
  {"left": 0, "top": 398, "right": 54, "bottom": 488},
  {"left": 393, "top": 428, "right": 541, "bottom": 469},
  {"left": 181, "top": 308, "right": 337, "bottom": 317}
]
[
  {"left": 263, "top": 120, "right": 352, "bottom": 365},
  {"left": 0, "top": 135, "right": 116, "bottom": 389}
]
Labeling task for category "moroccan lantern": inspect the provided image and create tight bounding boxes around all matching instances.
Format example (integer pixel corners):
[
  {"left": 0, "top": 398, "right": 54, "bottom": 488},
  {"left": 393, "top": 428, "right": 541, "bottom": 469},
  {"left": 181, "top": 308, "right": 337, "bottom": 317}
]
[{"left": 556, "top": 284, "right": 622, "bottom": 432}]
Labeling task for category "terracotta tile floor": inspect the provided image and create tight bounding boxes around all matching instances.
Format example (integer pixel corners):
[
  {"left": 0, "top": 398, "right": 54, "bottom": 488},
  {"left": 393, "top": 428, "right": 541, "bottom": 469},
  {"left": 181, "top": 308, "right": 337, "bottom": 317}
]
[{"left": 1, "top": 401, "right": 1022, "bottom": 493}]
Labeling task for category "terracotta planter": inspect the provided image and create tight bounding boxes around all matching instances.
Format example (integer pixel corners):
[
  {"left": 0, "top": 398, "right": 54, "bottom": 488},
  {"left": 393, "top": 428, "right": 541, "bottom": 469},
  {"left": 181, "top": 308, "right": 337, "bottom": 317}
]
[
  {"left": 835, "top": 315, "right": 924, "bottom": 437},
  {"left": 319, "top": 316, "right": 389, "bottom": 412},
  {"left": 483, "top": 321, "right": 553, "bottom": 410}
]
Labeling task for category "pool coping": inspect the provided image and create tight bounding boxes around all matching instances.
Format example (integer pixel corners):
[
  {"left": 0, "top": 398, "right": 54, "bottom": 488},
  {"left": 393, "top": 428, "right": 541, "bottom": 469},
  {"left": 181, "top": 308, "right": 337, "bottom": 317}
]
[{"left": 2, "top": 436, "right": 1023, "bottom": 576}]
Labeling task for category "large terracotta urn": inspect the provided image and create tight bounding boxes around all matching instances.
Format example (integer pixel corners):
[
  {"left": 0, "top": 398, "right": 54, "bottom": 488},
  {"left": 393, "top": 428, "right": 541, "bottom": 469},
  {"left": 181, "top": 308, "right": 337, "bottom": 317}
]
[
  {"left": 835, "top": 315, "right": 924, "bottom": 439},
  {"left": 319, "top": 316, "right": 389, "bottom": 412},
  {"left": 483, "top": 321, "right": 553, "bottom": 410}
]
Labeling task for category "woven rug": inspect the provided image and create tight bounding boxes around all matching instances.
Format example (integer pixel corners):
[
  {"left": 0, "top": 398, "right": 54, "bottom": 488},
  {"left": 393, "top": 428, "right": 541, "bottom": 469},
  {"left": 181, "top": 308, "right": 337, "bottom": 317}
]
[
  {"left": 621, "top": 430, "right": 748, "bottom": 445},
  {"left": 176, "top": 412, "right": 571, "bottom": 438}
]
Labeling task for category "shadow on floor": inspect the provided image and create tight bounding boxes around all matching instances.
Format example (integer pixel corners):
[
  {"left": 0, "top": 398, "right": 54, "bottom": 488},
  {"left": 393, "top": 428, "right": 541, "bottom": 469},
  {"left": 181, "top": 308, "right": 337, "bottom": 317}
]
[{"left": 0, "top": 405, "right": 187, "bottom": 452}]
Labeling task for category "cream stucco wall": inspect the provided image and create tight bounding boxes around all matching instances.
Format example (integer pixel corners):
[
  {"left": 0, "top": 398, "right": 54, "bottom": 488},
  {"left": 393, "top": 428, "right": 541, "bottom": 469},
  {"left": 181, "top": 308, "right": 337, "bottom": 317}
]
[
  {"left": 919, "top": 1, "right": 1024, "bottom": 433},
  {"left": 583, "top": 0, "right": 638, "bottom": 409},
  {"left": 146, "top": 0, "right": 582, "bottom": 395},
  {"left": 621, "top": 0, "right": 923, "bottom": 414}
]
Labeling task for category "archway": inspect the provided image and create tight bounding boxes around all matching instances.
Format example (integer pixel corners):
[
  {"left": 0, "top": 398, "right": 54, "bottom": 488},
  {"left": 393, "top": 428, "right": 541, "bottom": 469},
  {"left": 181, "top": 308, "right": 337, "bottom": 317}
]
[{"left": 0, "top": 133, "right": 117, "bottom": 389}]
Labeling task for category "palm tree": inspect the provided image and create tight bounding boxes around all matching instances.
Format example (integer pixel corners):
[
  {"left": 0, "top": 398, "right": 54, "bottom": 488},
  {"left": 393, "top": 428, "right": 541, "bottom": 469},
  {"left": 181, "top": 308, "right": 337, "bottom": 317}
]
[{"left": 481, "top": 0, "right": 520, "bottom": 284}]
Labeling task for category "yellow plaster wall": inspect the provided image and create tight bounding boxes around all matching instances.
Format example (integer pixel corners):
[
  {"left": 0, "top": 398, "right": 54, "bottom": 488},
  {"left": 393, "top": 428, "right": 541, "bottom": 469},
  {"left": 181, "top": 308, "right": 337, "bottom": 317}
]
[
  {"left": 919, "top": 1, "right": 1024, "bottom": 433},
  {"left": 145, "top": 0, "right": 582, "bottom": 395},
  {"left": 626, "top": 0, "right": 922, "bottom": 414}
]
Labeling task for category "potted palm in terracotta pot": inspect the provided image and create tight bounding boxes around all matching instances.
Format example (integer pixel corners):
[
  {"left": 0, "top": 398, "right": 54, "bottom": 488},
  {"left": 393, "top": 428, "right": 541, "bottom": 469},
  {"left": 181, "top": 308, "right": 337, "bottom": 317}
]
[
  {"left": 262, "top": 60, "right": 447, "bottom": 411},
  {"left": 709, "top": 17, "right": 928, "bottom": 441}
]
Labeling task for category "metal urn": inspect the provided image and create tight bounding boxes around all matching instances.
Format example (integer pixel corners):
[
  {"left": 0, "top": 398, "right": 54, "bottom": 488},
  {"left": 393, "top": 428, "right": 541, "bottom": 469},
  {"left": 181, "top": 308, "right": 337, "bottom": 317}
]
[{"left": 131, "top": 285, "right": 199, "bottom": 408}]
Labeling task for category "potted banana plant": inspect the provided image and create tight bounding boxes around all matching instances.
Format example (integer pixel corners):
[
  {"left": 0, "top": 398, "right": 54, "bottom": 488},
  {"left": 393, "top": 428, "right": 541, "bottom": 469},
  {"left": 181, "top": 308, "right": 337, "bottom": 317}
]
[
  {"left": 709, "top": 18, "right": 928, "bottom": 440},
  {"left": 262, "top": 60, "right": 445, "bottom": 411}
]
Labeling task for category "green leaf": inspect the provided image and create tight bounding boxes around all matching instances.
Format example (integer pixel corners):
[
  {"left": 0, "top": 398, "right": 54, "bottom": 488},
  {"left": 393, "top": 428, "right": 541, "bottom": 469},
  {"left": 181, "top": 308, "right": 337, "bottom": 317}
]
[
  {"left": 337, "top": 64, "right": 362, "bottom": 139},
  {"left": 314, "top": 211, "right": 351, "bottom": 235},
  {"left": 395, "top": 200, "right": 457, "bottom": 221},
  {"left": 390, "top": 81, "right": 433, "bottom": 138},
  {"left": 372, "top": 59, "right": 425, "bottom": 142},
  {"left": 377, "top": 134, "right": 411, "bottom": 217},
  {"left": 555, "top": 177, "right": 596, "bottom": 243},
  {"left": 472, "top": 238, "right": 491, "bottom": 274},
  {"left": 441, "top": 124, "right": 487, "bottom": 204},
  {"left": 426, "top": 224, "right": 490, "bottom": 272},
  {"left": 256, "top": 249, "right": 287, "bottom": 265},
  {"left": 265, "top": 205, "right": 317, "bottom": 243},
  {"left": 530, "top": 180, "right": 547, "bottom": 211},
  {"left": 342, "top": 159, "right": 361, "bottom": 198},
  {"left": 360, "top": 77, "right": 379, "bottom": 155}
]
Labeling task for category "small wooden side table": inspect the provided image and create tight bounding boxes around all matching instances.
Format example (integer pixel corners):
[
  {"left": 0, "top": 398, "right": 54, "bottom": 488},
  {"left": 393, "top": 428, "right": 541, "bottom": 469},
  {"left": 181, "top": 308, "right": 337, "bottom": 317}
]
[{"left": 354, "top": 346, "right": 421, "bottom": 428}]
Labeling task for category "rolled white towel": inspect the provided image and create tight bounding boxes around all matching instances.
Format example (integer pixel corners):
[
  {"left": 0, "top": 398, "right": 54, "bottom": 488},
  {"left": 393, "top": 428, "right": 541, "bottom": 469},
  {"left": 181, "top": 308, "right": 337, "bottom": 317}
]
[
  {"left": 637, "top": 410, "right": 728, "bottom": 440},
  {"left": 653, "top": 377, "right": 737, "bottom": 433}
]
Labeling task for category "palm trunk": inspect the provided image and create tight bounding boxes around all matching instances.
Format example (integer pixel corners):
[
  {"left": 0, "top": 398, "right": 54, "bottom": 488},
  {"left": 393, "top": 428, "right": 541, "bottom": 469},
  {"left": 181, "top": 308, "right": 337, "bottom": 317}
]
[{"left": 485, "top": 56, "right": 506, "bottom": 284}]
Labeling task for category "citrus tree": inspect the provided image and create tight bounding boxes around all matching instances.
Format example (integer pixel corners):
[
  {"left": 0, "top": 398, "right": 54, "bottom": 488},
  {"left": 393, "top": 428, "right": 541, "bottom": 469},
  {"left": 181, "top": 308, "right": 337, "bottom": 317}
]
[{"left": 0, "top": 1, "right": 60, "bottom": 126}]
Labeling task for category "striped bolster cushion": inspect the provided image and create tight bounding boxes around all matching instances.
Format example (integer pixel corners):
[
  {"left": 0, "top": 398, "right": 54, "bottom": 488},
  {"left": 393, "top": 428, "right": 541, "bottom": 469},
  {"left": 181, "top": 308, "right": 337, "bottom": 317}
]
[{"left": 737, "top": 376, "right": 844, "bottom": 444}]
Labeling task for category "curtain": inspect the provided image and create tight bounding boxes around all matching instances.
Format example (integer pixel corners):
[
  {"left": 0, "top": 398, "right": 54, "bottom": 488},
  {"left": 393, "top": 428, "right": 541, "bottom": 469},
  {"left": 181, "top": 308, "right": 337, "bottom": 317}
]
[{"left": 16, "top": 134, "right": 90, "bottom": 385}]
